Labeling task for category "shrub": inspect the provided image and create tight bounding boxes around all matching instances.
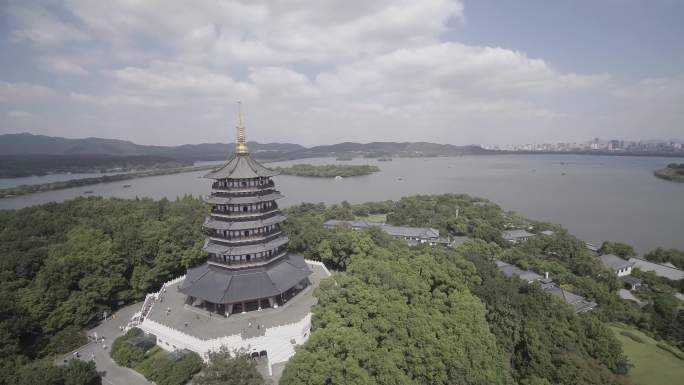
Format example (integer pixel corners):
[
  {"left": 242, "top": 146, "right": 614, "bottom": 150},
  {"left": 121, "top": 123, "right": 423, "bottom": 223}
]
[
  {"left": 619, "top": 330, "right": 644, "bottom": 344},
  {"left": 111, "top": 328, "right": 147, "bottom": 367},
  {"left": 137, "top": 349, "right": 203, "bottom": 385},
  {"left": 655, "top": 342, "right": 684, "bottom": 360}
]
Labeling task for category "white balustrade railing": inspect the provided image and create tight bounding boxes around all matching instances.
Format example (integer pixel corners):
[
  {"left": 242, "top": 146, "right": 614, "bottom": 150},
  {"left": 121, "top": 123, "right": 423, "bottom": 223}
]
[
  {"left": 162, "top": 274, "right": 186, "bottom": 288},
  {"left": 305, "top": 259, "right": 332, "bottom": 277},
  {"left": 140, "top": 312, "right": 311, "bottom": 364},
  {"left": 132, "top": 261, "right": 331, "bottom": 367},
  {"left": 129, "top": 274, "right": 186, "bottom": 328}
]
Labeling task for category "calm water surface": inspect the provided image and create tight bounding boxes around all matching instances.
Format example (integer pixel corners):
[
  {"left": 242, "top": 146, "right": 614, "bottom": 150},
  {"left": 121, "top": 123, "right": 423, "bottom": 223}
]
[
  {"left": 1, "top": 155, "right": 682, "bottom": 253},
  {"left": 0, "top": 160, "right": 222, "bottom": 189}
]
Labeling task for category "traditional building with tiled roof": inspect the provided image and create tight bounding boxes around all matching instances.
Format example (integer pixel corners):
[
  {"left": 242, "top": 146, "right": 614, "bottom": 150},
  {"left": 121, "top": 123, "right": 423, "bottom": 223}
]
[
  {"left": 130, "top": 104, "right": 329, "bottom": 377},
  {"left": 323, "top": 219, "right": 451, "bottom": 246}
]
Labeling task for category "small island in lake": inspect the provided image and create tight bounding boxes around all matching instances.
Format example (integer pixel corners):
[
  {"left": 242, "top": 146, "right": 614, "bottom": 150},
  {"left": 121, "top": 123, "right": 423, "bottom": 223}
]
[
  {"left": 274, "top": 163, "right": 380, "bottom": 177},
  {"left": 336, "top": 155, "right": 354, "bottom": 161},
  {"left": 654, "top": 163, "right": 684, "bottom": 182}
]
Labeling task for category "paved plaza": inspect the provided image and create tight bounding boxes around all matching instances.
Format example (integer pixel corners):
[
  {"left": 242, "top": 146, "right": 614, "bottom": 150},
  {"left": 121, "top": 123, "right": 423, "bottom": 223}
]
[
  {"left": 146, "top": 263, "right": 329, "bottom": 340},
  {"left": 64, "top": 262, "right": 330, "bottom": 385},
  {"left": 66, "top": 303, "right": 149, "bottom": 385}
]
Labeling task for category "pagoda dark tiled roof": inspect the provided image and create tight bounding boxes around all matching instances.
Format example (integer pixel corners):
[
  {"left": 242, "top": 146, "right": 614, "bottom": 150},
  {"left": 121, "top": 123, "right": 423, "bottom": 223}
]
[
  {"left": 205, "top": 154, "right": 279, "bottom": 180},
  {"left": 203, "top": 235, "right": 289, "bottom": 255},
  {"left": 179, "top": 254, "right": 312, "bottom": 304},
  {"left": 204, "top": 192, "right": 283, "bottom": 205},
  {"left": 204, "top": 214, "right": 286, "bottom": 231}
]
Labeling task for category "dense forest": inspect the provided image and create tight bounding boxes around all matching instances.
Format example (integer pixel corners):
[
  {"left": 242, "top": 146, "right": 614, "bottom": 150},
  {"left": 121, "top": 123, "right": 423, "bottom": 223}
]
[
  {"left": 0, "top": 194, "right": 682, "bottom": 384},
  {"left": 0, "top": 154, "right": 193, "bottom": 178},
  {"left": 274, "top": 164, "right": 380, "bottom": 177},
  {"left": 0, "top": 196, "right": 206, "bottom": 384}
]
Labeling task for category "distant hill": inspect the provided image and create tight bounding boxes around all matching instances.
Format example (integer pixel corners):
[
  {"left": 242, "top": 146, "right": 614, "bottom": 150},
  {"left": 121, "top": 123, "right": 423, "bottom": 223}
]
[
  {"left": 297, "top": 141, "right": 493, "bottom": 158},
  {"left": 0, "top": 133, "right": 304, "bottom": 160},
  {"left": 0, "top": 133, "right": 491, "bottom": 160}
]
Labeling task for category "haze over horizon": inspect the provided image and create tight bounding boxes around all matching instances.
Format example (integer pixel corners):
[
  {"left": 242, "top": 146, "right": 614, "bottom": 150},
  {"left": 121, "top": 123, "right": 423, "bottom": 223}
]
[{"left": 1, "top": 0, "right": 683, "bottom": 147}]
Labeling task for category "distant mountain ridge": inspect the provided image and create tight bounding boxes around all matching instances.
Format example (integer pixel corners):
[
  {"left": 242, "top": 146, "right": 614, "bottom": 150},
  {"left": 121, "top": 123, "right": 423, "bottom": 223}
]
[
  {"left": 0, "top": 133, "right": 304, "bottom": 160},
  {"left": 0, "top": 133, "right": 489, "bottom": 160}
]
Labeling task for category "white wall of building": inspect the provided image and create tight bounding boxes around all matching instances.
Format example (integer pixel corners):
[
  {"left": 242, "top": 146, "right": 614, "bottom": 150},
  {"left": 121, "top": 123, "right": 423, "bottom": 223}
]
[{"left": 132, "top": 260, "right": 330, "bottom": 368}]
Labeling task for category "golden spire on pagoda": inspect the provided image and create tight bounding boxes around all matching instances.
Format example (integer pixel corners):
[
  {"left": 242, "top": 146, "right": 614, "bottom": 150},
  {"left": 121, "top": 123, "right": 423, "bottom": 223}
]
[{"left": 235, "top": 101, "right": 249, "bottom": 155}]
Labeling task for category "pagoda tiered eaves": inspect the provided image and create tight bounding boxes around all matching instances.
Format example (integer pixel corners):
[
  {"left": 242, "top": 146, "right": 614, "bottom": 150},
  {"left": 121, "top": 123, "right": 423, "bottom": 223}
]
[
  {"left": 203, "top": 235, "right": 289, "bottom": 255},
  {"left": 204, "top": 191, "right": 284, "bottom": 205},
  {"left": 178, "top": 122, "right": 312, "bottom": 315},
  {"left": 179, "top": 255, "right": 312, "bottom": 305},
  {"left": 136, "top": 106, "right": 325, "bottom": 374},
  {"left": 203, "top": 214, "right": 286, "bottom": 231},
  {"left": 204, "top": 154, "right": 279, "bottom": 179}
]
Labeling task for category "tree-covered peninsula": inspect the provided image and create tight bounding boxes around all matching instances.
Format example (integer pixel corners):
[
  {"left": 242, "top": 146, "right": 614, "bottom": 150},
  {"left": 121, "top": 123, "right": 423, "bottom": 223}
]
[
  {"left": 1, "top": 194, "right": 682, "bottom": 384},
  {"left": 654, "top": 163, "right": 684, "bottom": 182},
  {"left": 0, "top": 164, "right": 217, "bottom": 199},
  {"left": 274, "top": 163, "right": 379, "bottom": 177}
]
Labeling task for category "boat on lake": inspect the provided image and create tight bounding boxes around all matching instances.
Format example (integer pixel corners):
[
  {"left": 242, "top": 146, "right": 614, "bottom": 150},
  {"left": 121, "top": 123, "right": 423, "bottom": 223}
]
[{"left": 123, "top": 184, "right": 132, "bottom": 188}]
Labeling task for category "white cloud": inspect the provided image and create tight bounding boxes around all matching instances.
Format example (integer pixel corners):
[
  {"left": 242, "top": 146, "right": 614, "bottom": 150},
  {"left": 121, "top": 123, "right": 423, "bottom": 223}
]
[
  {"left": 38, "top": 57, "right": 89, "bottom": 75},
  {"left": 6, "top": 3, "right": 90, "bottom": 46},
  {"left": 1, "top": 0, "right": 682, "bottom": 145},
  {"left": 110, "top": 61, "right": 258, "bottom": 102},
  {"left": 0, "top": 81, "right": 57, "bottom": 101},
  {"left": 7, "top": 110, "right": 34, "bottom": 119}
]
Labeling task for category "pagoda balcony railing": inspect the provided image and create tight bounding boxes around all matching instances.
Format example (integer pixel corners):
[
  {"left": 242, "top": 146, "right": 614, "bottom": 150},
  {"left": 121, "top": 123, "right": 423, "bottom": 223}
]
[
  {"left": 211, "top": 180, "right": 275, "bottom": 192},
  {"left": 208, "top": 251, "right": 288, "bottom": 269},
  {"left": 210, "top": 208, "right": 279, "bottom": 218},
  {"left": 210, "top": 186, "right": 276, "bottom": 195},
  {"left": 209, "top": 230, "right": 283, "bottom": 244}
]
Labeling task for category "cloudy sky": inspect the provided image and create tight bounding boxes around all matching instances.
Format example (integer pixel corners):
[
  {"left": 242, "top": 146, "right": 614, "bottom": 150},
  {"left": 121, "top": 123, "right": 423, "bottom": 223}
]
[{"left": 1, "top": 0, "right": 683, "bottom": 146}]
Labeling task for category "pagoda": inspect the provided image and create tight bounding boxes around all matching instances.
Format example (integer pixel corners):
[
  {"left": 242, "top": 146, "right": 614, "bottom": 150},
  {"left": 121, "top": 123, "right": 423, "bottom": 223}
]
[{"left": 178, "top": 104, "right": 312, "bottom": 316}]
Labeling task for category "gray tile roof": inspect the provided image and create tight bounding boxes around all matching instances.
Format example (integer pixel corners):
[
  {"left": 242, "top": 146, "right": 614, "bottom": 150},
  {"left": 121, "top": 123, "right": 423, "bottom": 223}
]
[
  {"left": 628, "top": 257, "right": 684, "bottom": 281},
  {"left": 599, "top": 254, "right": 634, "bottom": 271},
  {"left": 495, "top": 260, "right": 543, "bottom": 283},
  {"left": 495, "top": 260, "right": 595, "bottom": 313},
  {"left": 585, "top": 243, "right": 600, "bottom": 253},
  {"left": 449, "top": 236, "right": 469, "bottom": 247},
  {"left": 205, "top": 154, "right": 279, "bottom": 180},
  {"left": 621, "top": 275, "right": 642, "bottom": 286},
  {"left": 204, "top": 214, "right": 286, "bottom": 231},
  {"left": 540, "top": 282, "right": 596, "bottom": 313},
  {"left": 502, "top": 229, "right": 535, "bottom": 241},
  {"left": 204, "top": 192, "right": 283, "bottom": 205},
  {"left": 203, "top": 235, "right": 289, "bottom": 255},
  {"left": 323, "top": 220, "right": 440, "bottom": 239},
  {"left": 179, "top": 254, "right": 312, "bottom": 304}
]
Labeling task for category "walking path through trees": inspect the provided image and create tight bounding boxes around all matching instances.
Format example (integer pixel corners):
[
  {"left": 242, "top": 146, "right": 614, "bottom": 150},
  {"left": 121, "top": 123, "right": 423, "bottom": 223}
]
[{"left": 69, "top": 303, "right": 148, "bottom": 385}]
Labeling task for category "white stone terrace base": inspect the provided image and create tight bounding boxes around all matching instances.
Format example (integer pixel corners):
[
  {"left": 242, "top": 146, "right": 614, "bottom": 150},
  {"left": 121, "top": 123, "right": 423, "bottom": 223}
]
[{"left": 130, "top": 260, "right": 331, "bottom": 377}]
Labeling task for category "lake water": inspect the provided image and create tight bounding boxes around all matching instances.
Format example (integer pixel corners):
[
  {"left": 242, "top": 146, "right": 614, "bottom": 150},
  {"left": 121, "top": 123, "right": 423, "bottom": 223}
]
[
  {"left": 0, "top": 155, "right": 682, "bottom": 254},
  {"left": 0, "top": 160, "right": 223, "bottom": 189}
]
